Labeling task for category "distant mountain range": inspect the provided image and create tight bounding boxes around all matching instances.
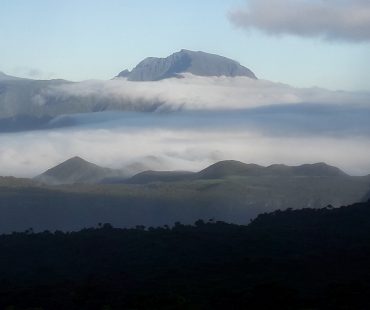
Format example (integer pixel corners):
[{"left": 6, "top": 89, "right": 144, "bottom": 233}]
[
  {"left": 116, "top": 49, "right": 257, "bottom": 81},
  {"left": 124, "top": 160, "right": 348, "bottom": 184},
  {"left": 197, "top": 160, "right": 346, "bottom": 179},
  {"left": 34, "top": 157, "right": 349, "bottom": 185},
  {"left": 0, "top": 157, "right": 368, "bottom": 233}
]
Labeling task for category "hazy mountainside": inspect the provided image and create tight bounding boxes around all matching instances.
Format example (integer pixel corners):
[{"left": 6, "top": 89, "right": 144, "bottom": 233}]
[
  {"left": 116, "top": 49, "right": 257, "bottom": 81},
  {"left": 1, "top": 200, "right": 370, "bottom": 309},
  {"left": 125, "top": 170, "right": 195, "bottom": 184},
  {"left": 125, "top": 160, "right": 348, "bottom": 184},
  {"left": 0, "top": 163, "right": 369, "bottom": 232},
  {"left": 37, "top": 158, "right": 349, "bottom": 185},
  {"left": 197, "top": 161, "right": 264, "bottom": 179},
  {"left": 34, "top": 156, "right": 126, "bottom": 185},
  {"left": 0, "top": 158, "right": 368, "bottom": 233},
  {"left": 0, "top": 176, "right": 40, "bottom": 187},
  {"left": 197, "top": 160, "right": 347, "bottom": 179}
]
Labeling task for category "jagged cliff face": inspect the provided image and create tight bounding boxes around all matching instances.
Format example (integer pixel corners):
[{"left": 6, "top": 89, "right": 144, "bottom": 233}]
[{"left": 117, "top": 49, "right": 257, "bottom": 81}]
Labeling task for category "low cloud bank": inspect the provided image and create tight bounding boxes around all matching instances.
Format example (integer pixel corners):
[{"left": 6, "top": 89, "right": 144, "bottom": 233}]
[
  {"left": 45, "top": 74, "right": 370, "bottom": 111},
  {"left": 1, "top": 74, "right": 369, "bottom": 120},
  {"left": 48, "top": 104, "right": 370, "bottom": 138},
  {"left": 1, "top": 74, "right": 369, "bottom": 177},
  {"left": 35, "top": 74, "right": 370, "bottom": 114},
  {"left": 1, "top": 113, "right": 369, "bottom": 178}
]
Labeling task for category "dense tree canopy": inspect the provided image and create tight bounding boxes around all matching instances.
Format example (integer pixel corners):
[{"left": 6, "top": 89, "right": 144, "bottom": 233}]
[{"left": 1, "top": 200, "right": 370, "bottom": 309}]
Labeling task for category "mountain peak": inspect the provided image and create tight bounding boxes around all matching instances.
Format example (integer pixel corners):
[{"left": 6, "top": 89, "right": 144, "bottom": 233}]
[
  {"left": 66, "top": 156, "right": 89, "bottom": 164},
  {"left": 34, "top": 157, "right": 124, "bottom": 185},
  {"left": 116, "top": 50, "right": 257, "bottom": 81}
]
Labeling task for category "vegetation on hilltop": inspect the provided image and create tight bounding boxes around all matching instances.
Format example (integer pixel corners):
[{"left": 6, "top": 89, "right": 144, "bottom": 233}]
[{"left": 1, "top": 200, "right": 370, "bottom": 309}]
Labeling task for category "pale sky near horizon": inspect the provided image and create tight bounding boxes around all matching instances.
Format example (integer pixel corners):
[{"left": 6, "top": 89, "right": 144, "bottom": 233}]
[{"left": 1, "top": 0, "right": 369, "bottom": 91}]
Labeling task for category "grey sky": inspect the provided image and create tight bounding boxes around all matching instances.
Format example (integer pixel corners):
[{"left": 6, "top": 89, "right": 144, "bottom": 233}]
[{"left": 229, "top": 0, "right": 370, "bottom": 42}]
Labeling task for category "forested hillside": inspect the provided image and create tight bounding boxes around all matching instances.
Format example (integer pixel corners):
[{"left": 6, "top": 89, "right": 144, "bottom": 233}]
[{"left": 1, "top": 200, "right": 370, "bottom": 309}]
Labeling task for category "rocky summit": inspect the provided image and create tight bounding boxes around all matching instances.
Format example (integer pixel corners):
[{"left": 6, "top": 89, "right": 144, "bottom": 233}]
[{"left": 117, "top": 49, "right": 257, "bottom": 81}]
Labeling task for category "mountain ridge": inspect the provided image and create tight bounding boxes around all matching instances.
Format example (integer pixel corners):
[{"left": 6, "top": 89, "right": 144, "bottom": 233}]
[
  {"left": 116, "top": 49, "right": 257, "bottom": 81},
  {"left": 0, "top": 158, "right": 368, "bottom": 233},
  {"left": 34, "top": 157, "right": 351, "bottom": 186},
  {"left": 127, "top": 160, "right": 349, "bottom": 184}
]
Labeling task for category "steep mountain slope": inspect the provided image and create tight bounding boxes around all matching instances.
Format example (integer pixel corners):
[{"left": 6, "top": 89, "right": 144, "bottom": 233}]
[
  {"left": 34, "top": 156, "right": 125, "bottom": 185},
  {"left": 117, "top": 49, "right": 257, "bottom": 81}
]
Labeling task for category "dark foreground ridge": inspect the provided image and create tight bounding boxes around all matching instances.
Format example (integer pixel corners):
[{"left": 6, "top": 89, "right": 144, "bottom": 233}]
[{"left": 1, "top": 200, "right": 370, "bottom": 309}]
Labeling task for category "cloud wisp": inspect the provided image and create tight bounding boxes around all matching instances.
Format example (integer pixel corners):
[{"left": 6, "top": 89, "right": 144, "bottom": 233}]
[{"left": 229, "top": 0, "right": 370, "bottom": 42}]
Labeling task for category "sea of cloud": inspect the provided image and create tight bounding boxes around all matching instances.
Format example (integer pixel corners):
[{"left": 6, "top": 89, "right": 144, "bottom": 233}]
[
  {"left": 1, "top": 107, "right": 370, "bottom": 177},
  {"left": 0, "top": 74, "right": 370, "bottom": 177},
  {"left": 37, "top": 74, "right": 369, "bottom": 112}
]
